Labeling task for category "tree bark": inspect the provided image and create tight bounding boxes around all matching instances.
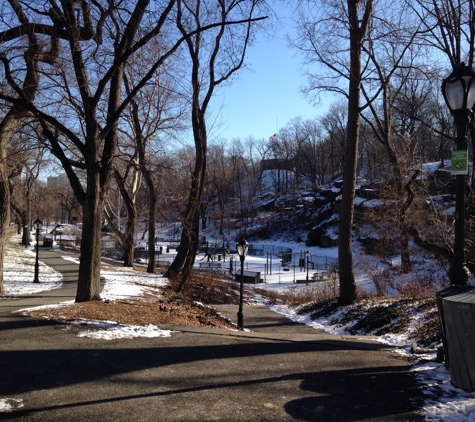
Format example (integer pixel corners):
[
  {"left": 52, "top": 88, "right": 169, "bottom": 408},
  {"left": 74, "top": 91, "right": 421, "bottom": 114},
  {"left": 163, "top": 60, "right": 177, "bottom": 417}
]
[
  {"left": 0, "top": 126, "right": 10, "bottom": 295},
  {"left": 112, "top": 169, "right": 138, "bottom": 267},
  {"left": 145, "top": 173, "right": 157, "bottom": 273},
  {"left": 75, "top": 150, "right": 104, "bottom": 301}
]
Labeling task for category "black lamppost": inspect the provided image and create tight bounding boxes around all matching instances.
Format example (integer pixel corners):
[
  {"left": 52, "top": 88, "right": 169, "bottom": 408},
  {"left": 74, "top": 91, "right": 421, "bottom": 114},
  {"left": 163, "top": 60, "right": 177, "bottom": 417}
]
[
  {"left": 306, "top": 250, "right": 310, "bottom": 284},
  {"left": 236, "top": 239, "right": 249, "bottom": 330},
  {"left": 441, "top": 63, "right": 475, "bottom": 286},
  {"left": 33, "top": 219, "right": 43, "bottom": 283}
]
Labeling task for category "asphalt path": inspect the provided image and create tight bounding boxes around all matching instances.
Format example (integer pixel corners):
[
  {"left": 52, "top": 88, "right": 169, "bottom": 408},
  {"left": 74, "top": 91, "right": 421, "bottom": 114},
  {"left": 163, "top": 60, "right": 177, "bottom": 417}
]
[{"left": 0, "top": 248, "right": 425, "bottom": 421}]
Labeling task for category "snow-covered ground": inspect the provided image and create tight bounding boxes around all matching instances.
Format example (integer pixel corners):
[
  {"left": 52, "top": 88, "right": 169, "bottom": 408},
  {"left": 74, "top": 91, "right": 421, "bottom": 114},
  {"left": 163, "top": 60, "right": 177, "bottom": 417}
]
[
  {"left": 3, "top": 241, "right": 63, "bottom": 295},
  {"left": 1, "top": 236, "right": 475, "bottom": 420}
]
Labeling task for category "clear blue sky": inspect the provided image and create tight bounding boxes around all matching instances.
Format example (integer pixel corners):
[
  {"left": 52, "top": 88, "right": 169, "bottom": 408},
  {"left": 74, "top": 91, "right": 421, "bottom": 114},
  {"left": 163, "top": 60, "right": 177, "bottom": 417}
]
[{"left": 209, "top": 7, "right": 332, "bottom": 143}]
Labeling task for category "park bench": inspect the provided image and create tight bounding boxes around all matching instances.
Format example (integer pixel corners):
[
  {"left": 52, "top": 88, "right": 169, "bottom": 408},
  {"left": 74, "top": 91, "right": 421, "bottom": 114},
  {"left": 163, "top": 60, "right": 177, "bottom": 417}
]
[
  {"left": 235, "top": 269, "right": 262, "bottom": 284},
  {"left": 199, "top": 261, "right": 222, "bottom": 269},
  {"left": 312, "top": 269, "right": 328, "bottom": 280}
]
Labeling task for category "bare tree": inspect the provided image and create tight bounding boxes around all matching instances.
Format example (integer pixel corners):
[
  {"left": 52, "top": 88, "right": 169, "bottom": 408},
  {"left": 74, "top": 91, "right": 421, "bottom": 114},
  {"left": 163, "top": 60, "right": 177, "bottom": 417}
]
[
  {"left": 39, "top": 1, "right": 180, "bottom": 302},
  {"left": 336, "top": 0, "right": 373, "bottom": 304},
  {"left": 1, "top": 1, "right": 255, "bottom": 301},
  {"left": 357, "top": 2, "right": 426, "bottom": 272},
  {"left": 127, "top": 64, "right": 188, "bottom": 272},
  {"left": 0, "top": 0, "right": 59, "bottom": 295},
  {"left": 206, "top": 142, "right": 236, "bottom": 236},
  {"left": 293, "top": 0, "right": 373, "bottom": 303},
  {"left": 165, "top": 0, "right": 268, "bottom": 291},
  {"left": 409, "top": 0, "right": 475, "bottom": 277},
  {"left": 319, "top": 103, "right": 347, "bottom": 181},
  {"left": 410, "top": 0, "right": 474, "bottom": 68},
  {"left": 282, "top": 117, "right": 327, "bottom": 188},
  {"left": 107, "top": 155, "right": 142, "bottom": 267},
  {"left": 8, "top": 127, "right": 47, "bottom": 245}
]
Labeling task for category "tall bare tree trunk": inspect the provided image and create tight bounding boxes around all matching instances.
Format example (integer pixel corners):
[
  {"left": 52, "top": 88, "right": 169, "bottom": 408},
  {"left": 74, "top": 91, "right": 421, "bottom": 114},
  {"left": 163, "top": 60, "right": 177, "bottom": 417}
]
[
  {"left": 76, "top": 154, "right": 104, "bottom": 301},
  {"left": 10, "top": 205, "right": 29, "bottom": 247},
  {"left": 146, "top": 175, "right": 157, "bottom": 273},
  {"left": 0, "top": 122, "right": 11, "bottom": 295},
  {"left": 123, "top": 209, "right": 137, "bottom": 267},
  {"left": 105, "top": 186, "right": 136, "bottom": 267},
  {"left": 112, "top": 170, "right": 138, "bottom": 267},
  {"left": 338, "top": 0, "right": 373, "bottom": 305},
  {"left": 166, "top": 121, "right": 206, "bottom": 289}
]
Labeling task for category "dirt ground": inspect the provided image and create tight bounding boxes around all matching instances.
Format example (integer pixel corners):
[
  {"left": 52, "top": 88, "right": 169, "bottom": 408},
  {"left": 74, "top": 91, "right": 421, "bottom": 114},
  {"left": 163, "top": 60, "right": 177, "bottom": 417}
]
[{"left": 24, "top": 269, "right": 243, "bottom": 330}]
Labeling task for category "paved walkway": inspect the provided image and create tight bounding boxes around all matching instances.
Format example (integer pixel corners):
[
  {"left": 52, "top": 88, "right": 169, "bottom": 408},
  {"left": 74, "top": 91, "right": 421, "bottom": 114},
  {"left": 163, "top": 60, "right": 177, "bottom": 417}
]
[
  {"left": 0, "top": 249, "right": 80, "bottom": 313},
  {"left": 0, "top": 249, "right": 424, "bottom": 421}
]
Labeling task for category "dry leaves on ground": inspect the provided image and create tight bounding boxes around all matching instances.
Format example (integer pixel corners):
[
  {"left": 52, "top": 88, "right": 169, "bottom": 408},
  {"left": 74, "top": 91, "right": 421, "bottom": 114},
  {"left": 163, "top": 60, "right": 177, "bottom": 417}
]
[{"left": 25, "top": 294, "right": 236, "bottom": 329}]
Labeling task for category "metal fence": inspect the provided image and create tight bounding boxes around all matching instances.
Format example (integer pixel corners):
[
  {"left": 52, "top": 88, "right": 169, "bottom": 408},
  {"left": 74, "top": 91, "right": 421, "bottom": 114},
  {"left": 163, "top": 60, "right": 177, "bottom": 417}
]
[
  {"left": 227, "top": 251, "right": 338, "bottom": 284},
  {"left": 248, "top": 244, "right": 292, "bottom": 256},
  {"left": 106, "top": 237, "right": 339, "bottom": 284}
]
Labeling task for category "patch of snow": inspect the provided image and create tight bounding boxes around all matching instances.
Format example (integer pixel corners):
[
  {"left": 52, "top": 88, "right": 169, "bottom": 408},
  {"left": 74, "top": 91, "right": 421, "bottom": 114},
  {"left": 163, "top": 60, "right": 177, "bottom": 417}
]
[
  {"left": 2, "top": 237, "right": 62, "bottom": 296},
  {"left": 75, "top": 321, "right": 174, "bottom": 340},
  {"left": 0, "top": 398, "right": 23, "bottom": 412}
]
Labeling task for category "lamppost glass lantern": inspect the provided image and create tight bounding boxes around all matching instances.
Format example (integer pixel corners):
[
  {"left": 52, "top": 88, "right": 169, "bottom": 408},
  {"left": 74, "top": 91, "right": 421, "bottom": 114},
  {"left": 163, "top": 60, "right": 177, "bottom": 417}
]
[
  {"left": 236, "top": 239, "right": 249, "bottom": 259},
  {"left": 442, "top": 63, "right": 475, "bottom": 116},
  {"left": 236, "top": 239, "right": 249, "bottom": 330},
  {"left": 441, "top": 63, "right": 475, "bottom": 286},
  {"left": 33, "top": 219, "right": 43, "bottom": 283},
  {"left": 33, "top": 219, "right": 43, "bottom": 232}
]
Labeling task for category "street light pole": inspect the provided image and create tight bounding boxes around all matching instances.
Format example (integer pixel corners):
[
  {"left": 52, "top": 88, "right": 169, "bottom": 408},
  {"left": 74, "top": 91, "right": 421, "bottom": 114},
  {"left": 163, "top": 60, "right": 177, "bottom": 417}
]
[
  {"left": 441, "top": 63, "right": 475, "bottom": 286},
  {"left": 451, "top": 115, "right": 470, "bottom": 285},
  {"left": 306, "top": 251, "right": 310, "bottom": 285},
  {"left": 236, "top": 239, "right": 249, "bottom": 330},
  {"left": 33, "top": 219, "right": 43, "bottom": 283}
]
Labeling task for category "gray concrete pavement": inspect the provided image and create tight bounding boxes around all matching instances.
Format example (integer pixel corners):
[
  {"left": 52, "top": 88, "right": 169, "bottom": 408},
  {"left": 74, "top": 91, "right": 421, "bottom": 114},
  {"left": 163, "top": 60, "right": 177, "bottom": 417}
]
[{"left": 0, "top": 249, "right": 425, "bottom": 421}]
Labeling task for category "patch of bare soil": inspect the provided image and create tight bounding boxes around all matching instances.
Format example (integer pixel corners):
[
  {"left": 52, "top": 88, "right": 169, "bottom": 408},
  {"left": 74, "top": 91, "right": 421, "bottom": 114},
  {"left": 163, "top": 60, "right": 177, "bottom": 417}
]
[
  {"left": 24, "top": 269, "right": 241, "bottom": 330},
  {"left": 26, "top": 296, "right": 235, "bottom": 329}
]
